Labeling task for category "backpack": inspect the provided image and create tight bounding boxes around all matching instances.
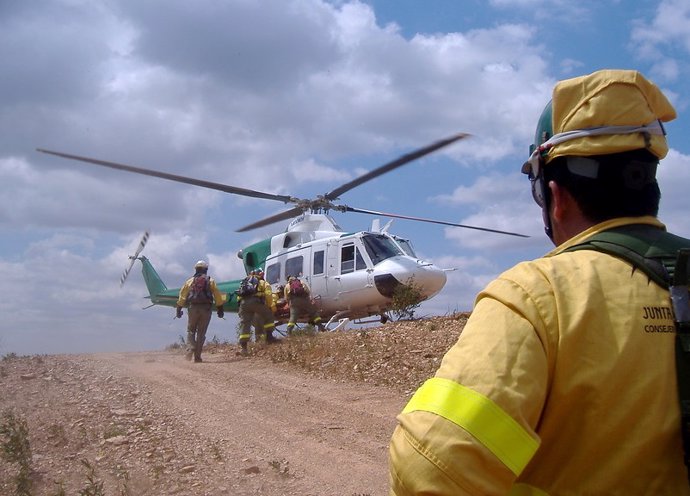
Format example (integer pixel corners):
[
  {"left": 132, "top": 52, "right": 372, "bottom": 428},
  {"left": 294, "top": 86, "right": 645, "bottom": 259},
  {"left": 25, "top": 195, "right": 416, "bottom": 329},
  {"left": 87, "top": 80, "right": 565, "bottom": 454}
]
[
  {"left": 564, "top": 224, "right": 690, "bottom": 482},
  {"left": 289, "top": 278, "right": 307, "bottom": 297},
  {"left": 187, "top": 274, "right": 212, "bottom": 304},
  {"left": 238, "top": 276, "right": 259, "bottom": 297}
]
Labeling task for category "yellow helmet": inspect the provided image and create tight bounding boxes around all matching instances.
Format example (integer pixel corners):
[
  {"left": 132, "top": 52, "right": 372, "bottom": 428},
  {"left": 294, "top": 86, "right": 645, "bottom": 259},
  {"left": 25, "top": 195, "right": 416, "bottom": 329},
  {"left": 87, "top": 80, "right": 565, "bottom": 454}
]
[{"left": 541, "top": 70, "right": 675, "bottom": 166}]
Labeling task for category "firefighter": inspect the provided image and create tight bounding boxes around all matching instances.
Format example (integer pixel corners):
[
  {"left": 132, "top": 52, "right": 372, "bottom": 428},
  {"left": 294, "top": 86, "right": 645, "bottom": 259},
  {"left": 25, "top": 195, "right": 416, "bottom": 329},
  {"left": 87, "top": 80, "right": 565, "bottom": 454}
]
[
  {"left": 284, "top": 275, "right": 324, "bottom": 334},
  {"left": 273, "top": 284, "right": 290, "bottom": 319},
  {"left": 254, "top": 269, "right": 278, "bottom": 342},
  {"left": 389, "top": 70, "right": 690, "bottom": 494},
  {"left": 237, "top": 269, "right": 276, "bottom": 356},
  {"left": 175, "top": 260, "right": 226, "bottom": 363}
]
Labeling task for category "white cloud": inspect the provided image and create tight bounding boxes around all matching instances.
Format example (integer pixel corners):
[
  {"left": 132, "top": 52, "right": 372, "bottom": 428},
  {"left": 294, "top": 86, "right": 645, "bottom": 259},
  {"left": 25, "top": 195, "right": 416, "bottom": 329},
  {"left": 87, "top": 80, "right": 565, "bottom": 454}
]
[
  {"left": 657, "top": 148, "right": 690, "bottom": 234},
  {"left": 630, "top": 0, "right": 690, "bottom": 82}
]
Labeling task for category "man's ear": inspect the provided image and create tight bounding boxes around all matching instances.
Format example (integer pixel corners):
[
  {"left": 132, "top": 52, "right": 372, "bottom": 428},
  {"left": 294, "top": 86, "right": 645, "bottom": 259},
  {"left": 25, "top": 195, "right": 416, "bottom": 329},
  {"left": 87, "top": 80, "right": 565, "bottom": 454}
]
[
  {"left": 547, "top": 180, "right": 592, "bottom": 245},
  {"left": 548, "top": 180, "right": 571, "bottom": 222}
]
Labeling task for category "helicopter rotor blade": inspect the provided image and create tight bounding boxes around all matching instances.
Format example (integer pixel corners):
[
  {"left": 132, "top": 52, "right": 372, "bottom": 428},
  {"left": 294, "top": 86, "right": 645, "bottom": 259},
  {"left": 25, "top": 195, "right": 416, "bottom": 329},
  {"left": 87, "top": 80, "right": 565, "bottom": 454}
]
[
  {"left": 324, "top": 132, "right": 469, "bottom": 201},
  {"left": 36, "top": 148, "right": 295, "bottom": 204},
  {"left": 236, "top": 206, "right": 305, "bottom": 233},
  {"left": 343, "top": 206, "right": 529, "bottom": 238},
  {"left": 120, "top": 230, "right": 150, "bottom": 287}
]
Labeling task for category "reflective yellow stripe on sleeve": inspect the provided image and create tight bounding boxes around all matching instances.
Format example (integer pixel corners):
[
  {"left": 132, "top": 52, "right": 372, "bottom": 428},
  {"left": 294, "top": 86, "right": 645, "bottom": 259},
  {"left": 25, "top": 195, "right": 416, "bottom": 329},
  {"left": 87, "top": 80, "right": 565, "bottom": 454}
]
[{"left": 402, "top": 377, "right": 539, "bottom": 476}]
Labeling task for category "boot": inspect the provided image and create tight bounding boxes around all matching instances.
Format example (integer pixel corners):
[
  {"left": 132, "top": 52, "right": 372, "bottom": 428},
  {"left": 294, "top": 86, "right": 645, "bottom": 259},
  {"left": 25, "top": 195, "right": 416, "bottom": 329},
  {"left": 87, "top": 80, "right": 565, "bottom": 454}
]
[
  {"left": 239, "top": 341, "right": 249, "bottom": 357},
  {"left": 266, "top": 330, "right": 277, "bottom": 343},
  {"left": 194, "top": 342, "right": 203, "bottom": 362},
  {"left": 187, "top": 331, "right": 196, "bottom": 358}
]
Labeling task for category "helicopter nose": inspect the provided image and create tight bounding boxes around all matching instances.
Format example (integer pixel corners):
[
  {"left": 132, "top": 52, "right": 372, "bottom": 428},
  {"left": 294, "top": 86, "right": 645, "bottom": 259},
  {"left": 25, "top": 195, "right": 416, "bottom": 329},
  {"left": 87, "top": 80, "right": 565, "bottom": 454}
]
[
  {"left": 413, "top": 262, "right": 447, "bottom": 297},
  {"left": 373, "top": 258, "right": 447, "bottom": 299}
]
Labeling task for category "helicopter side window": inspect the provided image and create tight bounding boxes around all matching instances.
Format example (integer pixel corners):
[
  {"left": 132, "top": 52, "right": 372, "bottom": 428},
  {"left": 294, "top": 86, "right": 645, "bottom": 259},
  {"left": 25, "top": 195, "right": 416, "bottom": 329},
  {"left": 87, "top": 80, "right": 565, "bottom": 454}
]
[
  {"left": 266, "top": 263, "right": 281, "bottom": 285},
  {"left": 313, "top": 250, "right": 325, "bottom": 275},
  {"left": 285, "top": 256, "right": 304, "bottom": 279},
  {"left": 361, "top": 234, "right": 402, "bottom": 265},
  {"left": 341, "top": 244, "right": 355, "bottom": 274},
  {"left": 341, "top": 244, "right": 366, "bottom": 274}
]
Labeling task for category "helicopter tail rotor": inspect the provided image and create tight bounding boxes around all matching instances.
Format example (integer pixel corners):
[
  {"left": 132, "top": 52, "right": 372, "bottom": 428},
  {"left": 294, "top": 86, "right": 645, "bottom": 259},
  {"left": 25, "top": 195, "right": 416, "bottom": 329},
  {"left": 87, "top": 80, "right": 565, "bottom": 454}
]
[{"left": 120, "top": 231, "right": 150, "bottom": 287}]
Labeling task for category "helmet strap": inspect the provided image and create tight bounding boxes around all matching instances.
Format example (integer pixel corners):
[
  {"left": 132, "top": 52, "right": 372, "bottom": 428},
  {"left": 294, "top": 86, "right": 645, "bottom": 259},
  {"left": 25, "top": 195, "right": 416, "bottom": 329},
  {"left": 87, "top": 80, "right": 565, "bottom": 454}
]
[
  {"left": 535, "top": 168, "right": 554, "bottom": 241},
  {"left": 542, "top": 207, "right": 554, "bottom": 241}
]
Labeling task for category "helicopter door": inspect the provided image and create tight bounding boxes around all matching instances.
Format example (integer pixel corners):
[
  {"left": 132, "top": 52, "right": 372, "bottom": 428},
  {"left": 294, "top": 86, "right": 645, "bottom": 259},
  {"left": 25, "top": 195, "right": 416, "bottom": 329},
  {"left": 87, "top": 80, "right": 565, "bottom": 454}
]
[
  {"left": 328, "top": 238, "right": 373, "bottom": 303},
  {"left": 324, "top": 240, "right": 339, "bottom": 302},
  {"left": 280, "top": 246, "right": 328, "bottom": 312},
  {"left": 309, "top": 247, "right": 327, "bottom": 302}
]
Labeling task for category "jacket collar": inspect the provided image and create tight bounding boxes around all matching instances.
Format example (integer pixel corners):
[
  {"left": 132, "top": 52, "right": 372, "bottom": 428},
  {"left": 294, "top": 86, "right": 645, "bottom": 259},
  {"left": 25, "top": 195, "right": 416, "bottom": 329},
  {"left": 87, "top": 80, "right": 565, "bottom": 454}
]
[{"left": 547, "top": 216, "right": 666, "bottom": 257}]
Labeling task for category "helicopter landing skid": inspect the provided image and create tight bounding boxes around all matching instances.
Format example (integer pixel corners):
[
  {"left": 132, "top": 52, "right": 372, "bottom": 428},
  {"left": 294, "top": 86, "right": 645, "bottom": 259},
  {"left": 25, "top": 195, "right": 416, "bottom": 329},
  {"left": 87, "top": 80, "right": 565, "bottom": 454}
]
[
  {"left": 352, "top": 314, "right": 390, "bottom": 326},
  {"left": 324, "top": 311, "right": 351, "bottom": 331}
]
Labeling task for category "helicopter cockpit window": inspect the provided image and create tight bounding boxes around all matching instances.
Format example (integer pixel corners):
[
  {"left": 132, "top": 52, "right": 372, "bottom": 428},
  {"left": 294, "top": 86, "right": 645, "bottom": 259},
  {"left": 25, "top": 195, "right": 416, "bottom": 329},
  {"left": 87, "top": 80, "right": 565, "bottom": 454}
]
[
  {"left": 361, "top": 234, "right": 402, "bottom": 265},
  {"left": 313, "top": 250, "right": 325, "bottom": 275},
  {"left": 393, "top": 236, "right": 417, "bottom": 257},
  {"left": 266, "top": 263, "right": 281, "bottom": 285},
  {"left": 285, "top": 256, "right": 304, "bottom": 279}
]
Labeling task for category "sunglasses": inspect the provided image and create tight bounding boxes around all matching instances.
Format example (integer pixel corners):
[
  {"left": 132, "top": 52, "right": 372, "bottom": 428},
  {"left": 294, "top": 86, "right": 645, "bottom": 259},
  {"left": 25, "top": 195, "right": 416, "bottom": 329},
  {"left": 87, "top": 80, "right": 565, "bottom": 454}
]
[{"left": 522, "top": 146, "right": 548, "bottom": 208}]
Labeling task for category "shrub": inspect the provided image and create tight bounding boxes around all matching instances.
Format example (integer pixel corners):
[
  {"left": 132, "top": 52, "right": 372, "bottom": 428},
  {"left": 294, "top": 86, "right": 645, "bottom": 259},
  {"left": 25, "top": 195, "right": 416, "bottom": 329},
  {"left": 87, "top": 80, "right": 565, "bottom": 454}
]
[
  {"left": 0, "top": 409, "right": 33, "bottom": 495},
  {"left": 390, "top": 278, "right": 423, "bottom": 321}
]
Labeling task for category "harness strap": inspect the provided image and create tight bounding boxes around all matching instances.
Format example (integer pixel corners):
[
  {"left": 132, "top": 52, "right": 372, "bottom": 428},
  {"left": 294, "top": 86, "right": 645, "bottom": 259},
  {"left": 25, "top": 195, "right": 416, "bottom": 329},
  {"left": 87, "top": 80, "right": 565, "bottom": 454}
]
[{"left": 671, "top": 249, "right": 690, "bottom": 480}]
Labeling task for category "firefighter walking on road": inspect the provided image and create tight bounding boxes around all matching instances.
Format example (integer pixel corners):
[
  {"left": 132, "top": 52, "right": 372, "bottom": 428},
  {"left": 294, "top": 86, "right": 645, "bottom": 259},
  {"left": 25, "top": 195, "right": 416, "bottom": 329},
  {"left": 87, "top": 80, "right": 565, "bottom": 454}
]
[
  {"left": 284, "top": 275, "right": 324, "bottom": 334},
  {"left": 237, "top": 269, "right": 277, "bottom": 356},
  {"left": 176, "top": 260, "right": 226, "bottom": 363}
]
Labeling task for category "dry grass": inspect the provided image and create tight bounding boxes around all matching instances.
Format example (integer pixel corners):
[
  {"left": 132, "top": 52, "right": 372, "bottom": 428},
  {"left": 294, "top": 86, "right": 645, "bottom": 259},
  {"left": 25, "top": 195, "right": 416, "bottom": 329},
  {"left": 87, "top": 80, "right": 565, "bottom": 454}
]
[{"left": 237, "top": 313, "right": 469, "bottom": 395}]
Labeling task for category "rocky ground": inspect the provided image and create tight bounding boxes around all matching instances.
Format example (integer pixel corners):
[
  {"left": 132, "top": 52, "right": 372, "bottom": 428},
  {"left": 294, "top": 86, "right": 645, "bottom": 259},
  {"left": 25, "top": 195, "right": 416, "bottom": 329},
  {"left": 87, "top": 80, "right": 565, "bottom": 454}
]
[{"left": 0, "top": 314, "right": 466, "bottom": 496}]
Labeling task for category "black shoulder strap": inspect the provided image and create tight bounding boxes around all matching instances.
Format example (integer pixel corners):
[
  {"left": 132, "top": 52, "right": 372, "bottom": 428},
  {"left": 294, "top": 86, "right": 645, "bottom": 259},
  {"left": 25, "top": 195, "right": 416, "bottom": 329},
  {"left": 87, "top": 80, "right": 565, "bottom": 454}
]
[
  {"left": 670, "top": 247, "right": 690, "bottom": 486},
  {"left": 564, "top": 225, "right": 690, "bottom": 484}
]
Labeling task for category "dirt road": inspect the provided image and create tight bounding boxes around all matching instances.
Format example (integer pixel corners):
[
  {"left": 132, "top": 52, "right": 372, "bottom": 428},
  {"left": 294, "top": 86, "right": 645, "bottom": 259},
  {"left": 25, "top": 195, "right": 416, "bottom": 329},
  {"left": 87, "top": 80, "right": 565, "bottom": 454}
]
[{"left": 0, "top": 350, "right": 408, "bottom": 495}]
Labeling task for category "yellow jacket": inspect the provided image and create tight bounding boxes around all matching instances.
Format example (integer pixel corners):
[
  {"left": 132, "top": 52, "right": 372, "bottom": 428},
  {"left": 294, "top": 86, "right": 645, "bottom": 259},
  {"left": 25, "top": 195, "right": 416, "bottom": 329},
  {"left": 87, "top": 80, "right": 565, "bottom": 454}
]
[
  {"left": 390, "top": 216, "right": 690, "bottom": 495},
  {"left": 238, "top": 278, "right": 275, "bottom": 310},
  {"left": 258, "top": 279, "right": 275, "bottom": 310},
  {"left": 176, "top": 274, "right": 226, "bottom": 308}
]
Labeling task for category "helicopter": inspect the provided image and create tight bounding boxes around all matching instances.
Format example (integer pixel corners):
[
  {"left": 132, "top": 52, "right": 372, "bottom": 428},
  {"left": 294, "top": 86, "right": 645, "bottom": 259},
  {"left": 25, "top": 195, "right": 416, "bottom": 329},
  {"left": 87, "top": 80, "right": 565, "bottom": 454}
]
[{"left": 36, "top": 133, "right": 528, "bottom": 329}]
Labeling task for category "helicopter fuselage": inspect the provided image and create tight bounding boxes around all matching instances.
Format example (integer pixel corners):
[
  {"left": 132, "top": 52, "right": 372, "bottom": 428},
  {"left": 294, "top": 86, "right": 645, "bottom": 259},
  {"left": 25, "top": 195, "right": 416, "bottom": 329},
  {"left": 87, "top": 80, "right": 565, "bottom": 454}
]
[
  {"left": 139, "top": 214, "right": 447, "bottom": 326},
  {"left": 258, "top": 216, "right": 447, "bottom": 322}
]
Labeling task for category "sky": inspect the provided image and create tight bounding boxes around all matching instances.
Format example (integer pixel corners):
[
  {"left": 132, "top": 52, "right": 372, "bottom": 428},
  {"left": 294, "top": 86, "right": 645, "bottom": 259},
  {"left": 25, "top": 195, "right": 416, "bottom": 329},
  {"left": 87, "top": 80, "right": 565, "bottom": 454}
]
[{"left": 2, "top": 0, "right": 690, "bottom": 355}]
